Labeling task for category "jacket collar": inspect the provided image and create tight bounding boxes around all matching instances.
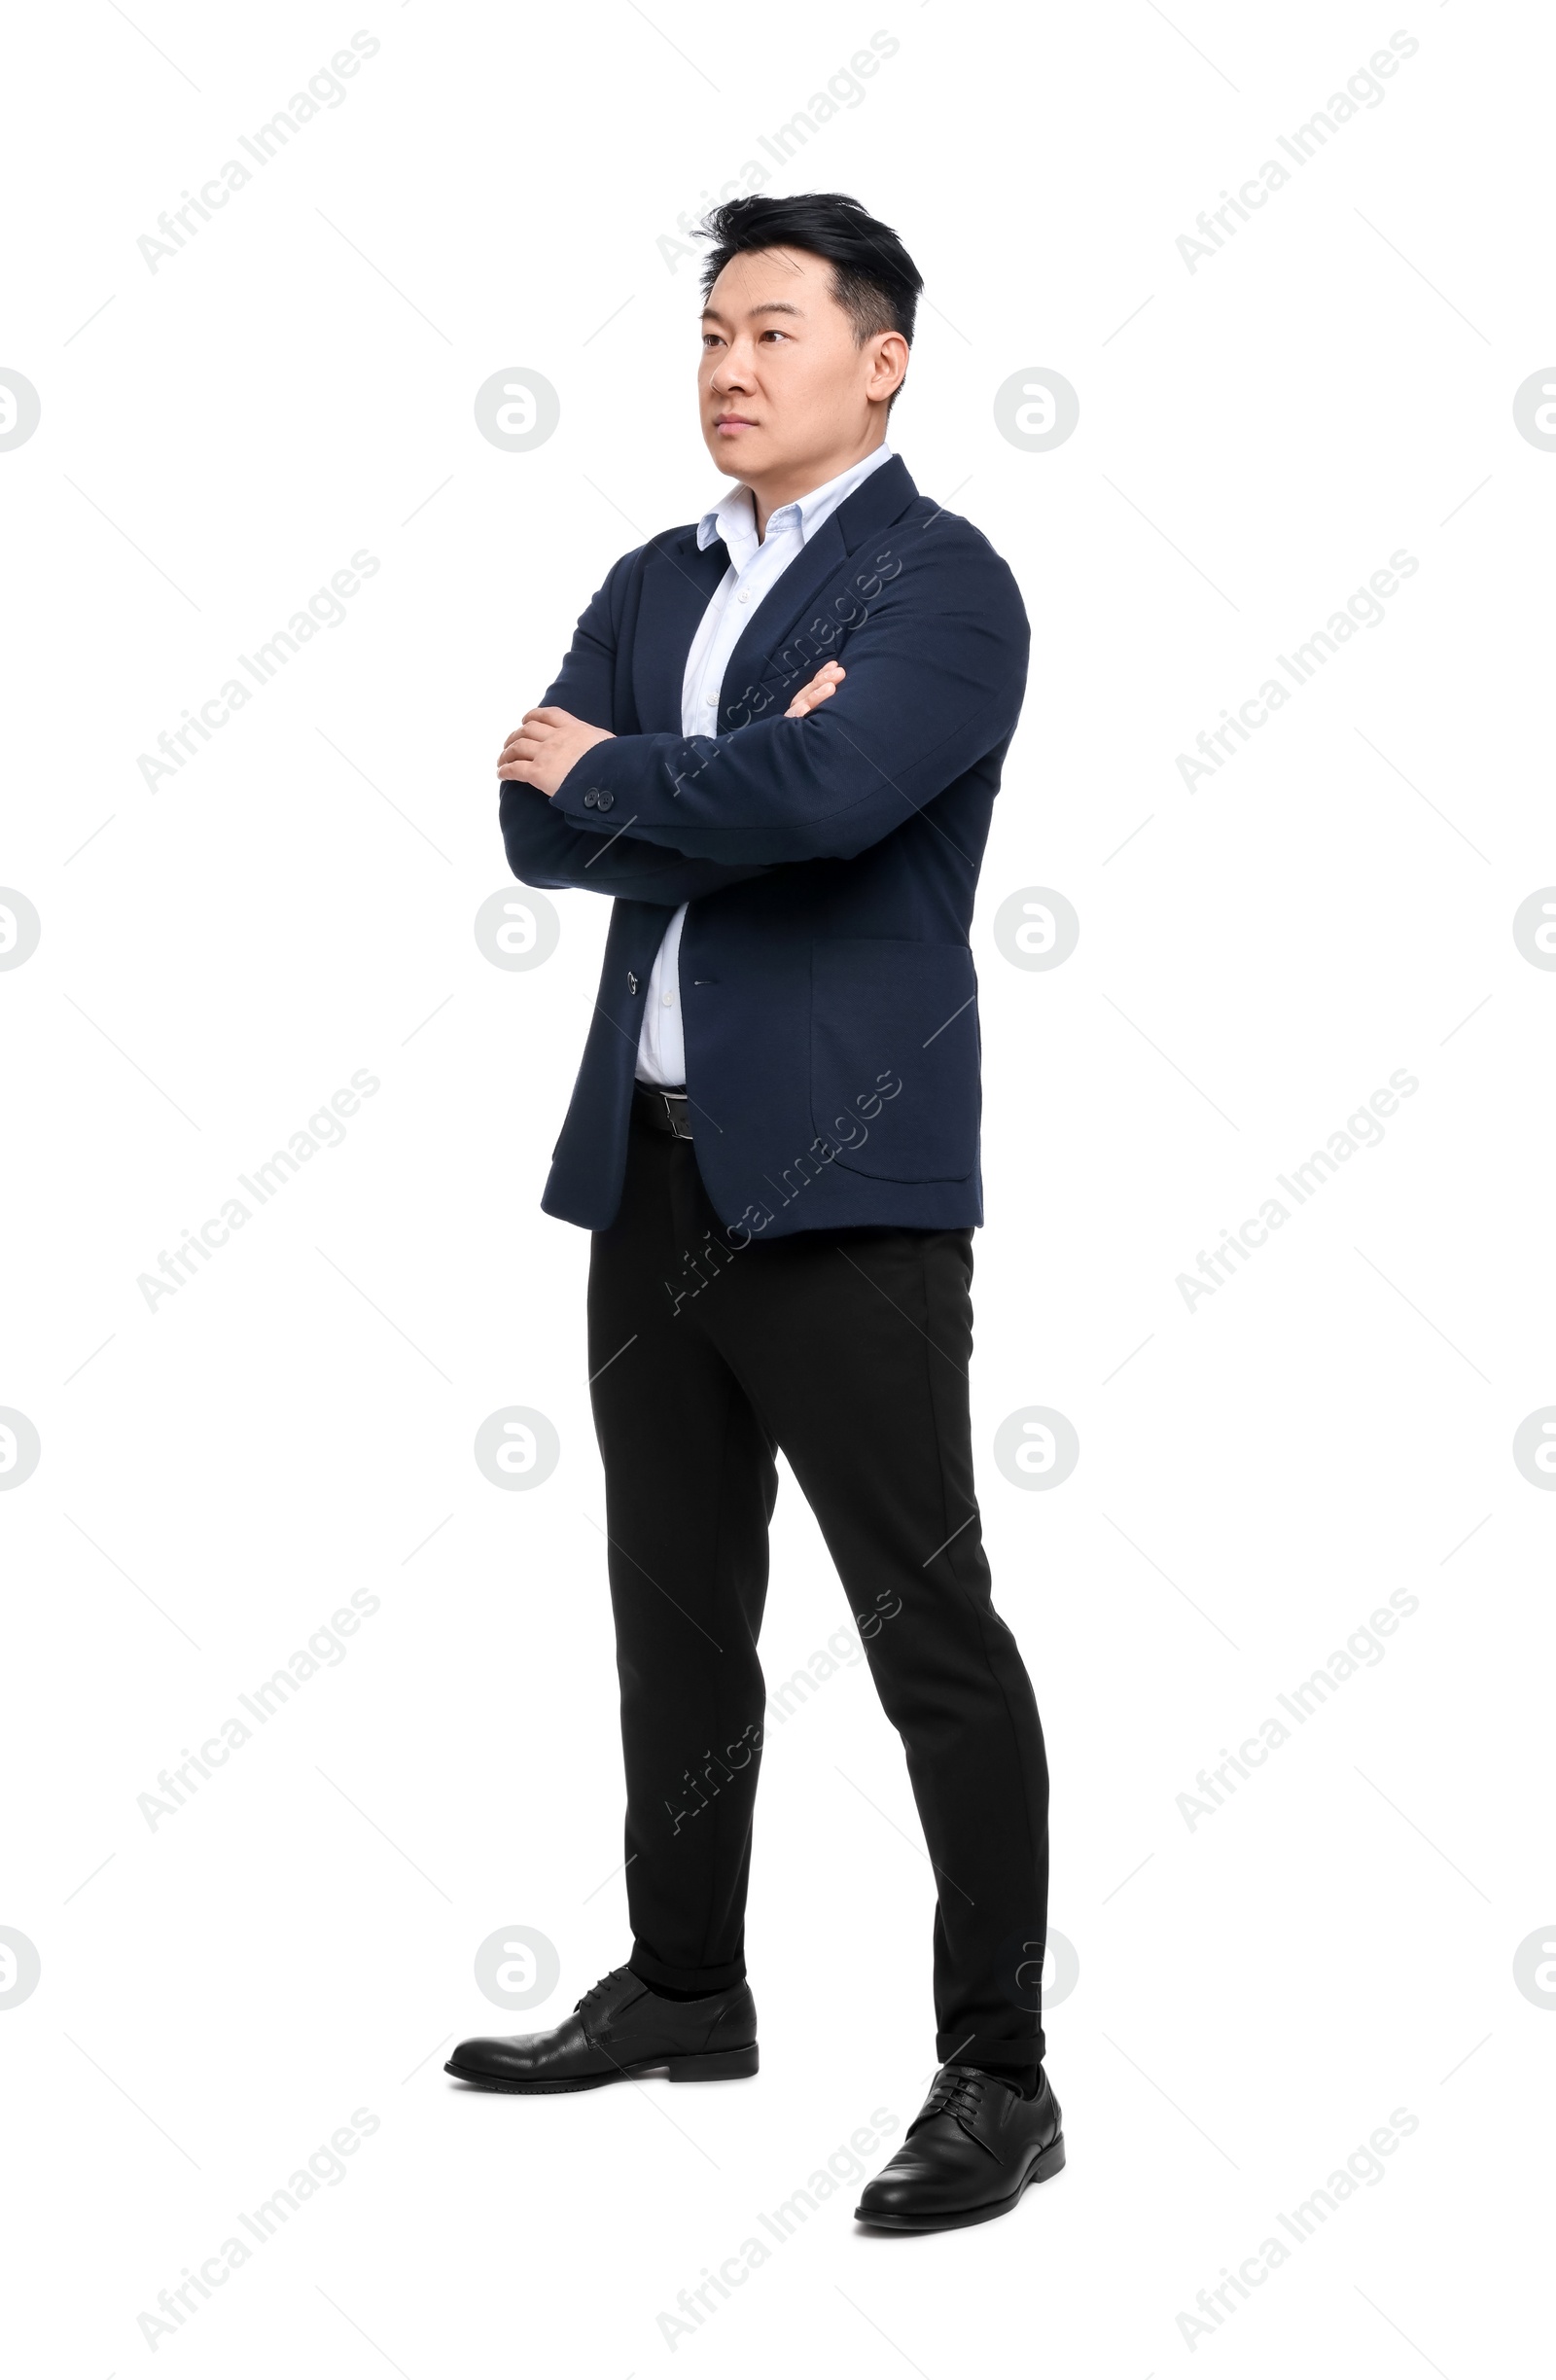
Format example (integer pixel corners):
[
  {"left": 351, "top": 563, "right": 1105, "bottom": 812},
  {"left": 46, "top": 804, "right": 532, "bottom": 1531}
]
[
  {"left": 630, "top": 455, "right": 919, "bottom": 736},
  {"left": 711, "top": 454, "right": 919, "bottom": 727},
  {"left": 694, "top": 443, "right": 897, "bottom": 563}
]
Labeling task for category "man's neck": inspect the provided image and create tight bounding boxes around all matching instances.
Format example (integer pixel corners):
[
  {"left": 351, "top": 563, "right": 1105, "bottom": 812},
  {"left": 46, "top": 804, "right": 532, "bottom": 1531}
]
[{"left": 744, "top": 436, "right": 888, "bottom": 542}]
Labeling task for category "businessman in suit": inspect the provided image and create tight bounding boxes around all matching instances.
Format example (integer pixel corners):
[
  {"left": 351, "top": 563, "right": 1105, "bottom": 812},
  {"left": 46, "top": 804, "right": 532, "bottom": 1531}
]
[{"left": 447, "top": 193, "right": 1062, "bottom": 2231}]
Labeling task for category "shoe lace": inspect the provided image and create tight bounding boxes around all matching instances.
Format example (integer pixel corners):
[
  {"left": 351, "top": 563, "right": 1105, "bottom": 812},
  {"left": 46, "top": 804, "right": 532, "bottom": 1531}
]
[
  {"left": 924, "top": 2066, "right": 988, "bottom": 2128},
  {"left": 574, "top": 1966, "right": 631, "bottom": 2027}
]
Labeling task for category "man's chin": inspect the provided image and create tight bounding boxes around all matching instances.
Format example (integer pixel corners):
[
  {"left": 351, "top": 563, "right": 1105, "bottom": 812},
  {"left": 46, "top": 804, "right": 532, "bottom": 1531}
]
[{"left": 706, "top": 435, "right": 768, "bottom": 477}]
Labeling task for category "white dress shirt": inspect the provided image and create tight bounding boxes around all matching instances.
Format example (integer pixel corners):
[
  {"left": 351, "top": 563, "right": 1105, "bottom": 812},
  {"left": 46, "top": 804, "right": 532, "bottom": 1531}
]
[{"left": 634, "top": 444, "right": 895, "bottom": 1086}]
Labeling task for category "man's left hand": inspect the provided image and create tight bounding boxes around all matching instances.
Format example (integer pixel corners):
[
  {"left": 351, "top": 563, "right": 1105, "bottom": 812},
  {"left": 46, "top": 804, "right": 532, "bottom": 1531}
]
[{"left": 497, "top": 706, "right": 615, "bottom": 797}]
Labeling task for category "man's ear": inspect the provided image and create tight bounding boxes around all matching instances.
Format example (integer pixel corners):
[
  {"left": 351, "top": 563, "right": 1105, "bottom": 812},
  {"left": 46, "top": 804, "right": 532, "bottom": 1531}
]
[{"left": 867, "top": 332, "right": 908, "bottom": 402}]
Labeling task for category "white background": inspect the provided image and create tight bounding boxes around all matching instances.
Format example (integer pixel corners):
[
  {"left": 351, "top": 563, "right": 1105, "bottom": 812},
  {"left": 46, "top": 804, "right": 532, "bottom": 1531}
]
[{"left": 3, "top": 1, "right": 1552, "bottom": 2371}]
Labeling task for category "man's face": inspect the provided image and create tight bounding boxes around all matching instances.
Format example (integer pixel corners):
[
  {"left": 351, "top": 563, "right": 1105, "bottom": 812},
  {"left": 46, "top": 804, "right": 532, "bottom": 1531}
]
[{"left": 698, "top": 246, "right": 885, "bottom": 483}]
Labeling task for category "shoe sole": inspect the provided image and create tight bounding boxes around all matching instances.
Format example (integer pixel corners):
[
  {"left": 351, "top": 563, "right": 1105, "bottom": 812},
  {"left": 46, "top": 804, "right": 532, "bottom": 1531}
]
[
  {"left": 853, "top": 2132, "right": 1066, "bottom": 2229},
  {"left": 443, "top": 2043, "right": 760, "bottom": 2093}
]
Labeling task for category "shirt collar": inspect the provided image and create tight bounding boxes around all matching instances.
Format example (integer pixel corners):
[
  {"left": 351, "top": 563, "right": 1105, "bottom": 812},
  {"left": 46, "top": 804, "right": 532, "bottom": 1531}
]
[{"left": 696, "top": 444, "right": 894, "bottom": 556}]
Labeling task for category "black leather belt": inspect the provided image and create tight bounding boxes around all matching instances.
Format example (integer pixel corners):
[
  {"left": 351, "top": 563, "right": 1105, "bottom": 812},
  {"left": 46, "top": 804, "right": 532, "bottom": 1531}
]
[{"left": 633, "top": 1083, "right": 693, "bottom": 1140}]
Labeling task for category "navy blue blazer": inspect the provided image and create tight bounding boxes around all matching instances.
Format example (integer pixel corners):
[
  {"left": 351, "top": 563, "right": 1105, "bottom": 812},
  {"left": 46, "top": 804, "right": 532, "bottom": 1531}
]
[{"left": 500, "top": 455, "right": 1030, "bottom": 1238}]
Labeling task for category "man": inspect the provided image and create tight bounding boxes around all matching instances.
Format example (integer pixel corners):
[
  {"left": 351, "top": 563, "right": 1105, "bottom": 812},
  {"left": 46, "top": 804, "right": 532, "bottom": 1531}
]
[{"left": 446, "top": 192, "right": 1061, "bottom": 2232}]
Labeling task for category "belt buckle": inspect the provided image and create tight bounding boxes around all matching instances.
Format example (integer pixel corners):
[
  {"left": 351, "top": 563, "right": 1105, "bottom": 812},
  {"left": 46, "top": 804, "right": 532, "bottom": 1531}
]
[{"left": 661, "top": 1092, "right": 692, "bottom": 1141}]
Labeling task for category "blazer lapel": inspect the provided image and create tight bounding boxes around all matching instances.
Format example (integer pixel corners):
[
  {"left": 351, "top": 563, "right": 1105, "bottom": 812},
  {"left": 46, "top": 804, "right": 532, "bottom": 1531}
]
[
  {"left": 631, "top": 530, "right": 731, "bottom": 732},
  {"left": 715, "top": 455, "right": 919, "bottom": 729}
]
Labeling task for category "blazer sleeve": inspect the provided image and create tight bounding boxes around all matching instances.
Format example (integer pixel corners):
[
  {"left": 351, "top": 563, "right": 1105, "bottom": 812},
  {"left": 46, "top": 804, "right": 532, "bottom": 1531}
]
[
  {"left": 503, "top": 545, "right": 778, "bottom": 902},
  {"left": 534, "top": 551, "right": 629, "bottom": 729},
  {"left": 546, "top": 532, "right": 1031, "bottom": 867},
  {"left": 500, "top": 782, "right": 780, "bottom": 905}
]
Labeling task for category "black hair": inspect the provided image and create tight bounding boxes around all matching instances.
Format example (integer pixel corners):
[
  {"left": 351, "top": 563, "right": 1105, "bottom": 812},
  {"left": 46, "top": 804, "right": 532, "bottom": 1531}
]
[{"left": 696, "top": 191, "right": 923, "bottom": 359}]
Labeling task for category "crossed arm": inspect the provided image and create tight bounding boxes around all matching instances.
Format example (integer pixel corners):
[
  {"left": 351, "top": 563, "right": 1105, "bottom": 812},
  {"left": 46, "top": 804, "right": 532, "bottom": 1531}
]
[
  {"left": 497, "top": 526, "right": 1028, "bottom": 883},
  {"left": 499, "top": 784, "right": 770, "bottom": 906},
  {"left": 497, "top": 663, "right": 845, "bottom": 905}
]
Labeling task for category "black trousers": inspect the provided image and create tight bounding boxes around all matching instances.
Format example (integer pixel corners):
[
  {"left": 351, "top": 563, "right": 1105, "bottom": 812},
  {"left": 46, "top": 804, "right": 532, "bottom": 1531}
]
[{"left": 585, "top": 1105, "right": 1050, "bottom": 2075}]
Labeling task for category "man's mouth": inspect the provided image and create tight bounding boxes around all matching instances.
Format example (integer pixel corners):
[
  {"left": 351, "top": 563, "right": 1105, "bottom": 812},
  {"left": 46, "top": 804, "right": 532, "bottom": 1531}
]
[{"left": 714, "top": 414, "right": 758, "bottom": 432}]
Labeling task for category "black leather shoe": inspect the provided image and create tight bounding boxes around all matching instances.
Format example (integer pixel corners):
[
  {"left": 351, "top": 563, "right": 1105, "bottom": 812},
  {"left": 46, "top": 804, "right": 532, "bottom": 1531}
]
[
  {"left": 856, "top": 2064, "right": 1064, "bottom": 2229},
  {"left": 444, "top": 1966, "right": 759, "bottom": 2093}
]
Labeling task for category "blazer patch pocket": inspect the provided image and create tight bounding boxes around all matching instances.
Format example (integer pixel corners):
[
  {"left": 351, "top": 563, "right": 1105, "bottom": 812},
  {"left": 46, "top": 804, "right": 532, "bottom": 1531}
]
[{"left": 810, "top": 940, "right": 980, "bottom": 1183}]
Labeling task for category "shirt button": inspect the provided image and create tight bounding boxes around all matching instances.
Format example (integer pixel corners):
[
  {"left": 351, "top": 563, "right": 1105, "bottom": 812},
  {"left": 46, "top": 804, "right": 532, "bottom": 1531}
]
[
  {"left": 737, "top": 592, "right": 749, "bottom": 604},
  {"left": 661, "top": 991, "right": 673, "bottom": 1006}
]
